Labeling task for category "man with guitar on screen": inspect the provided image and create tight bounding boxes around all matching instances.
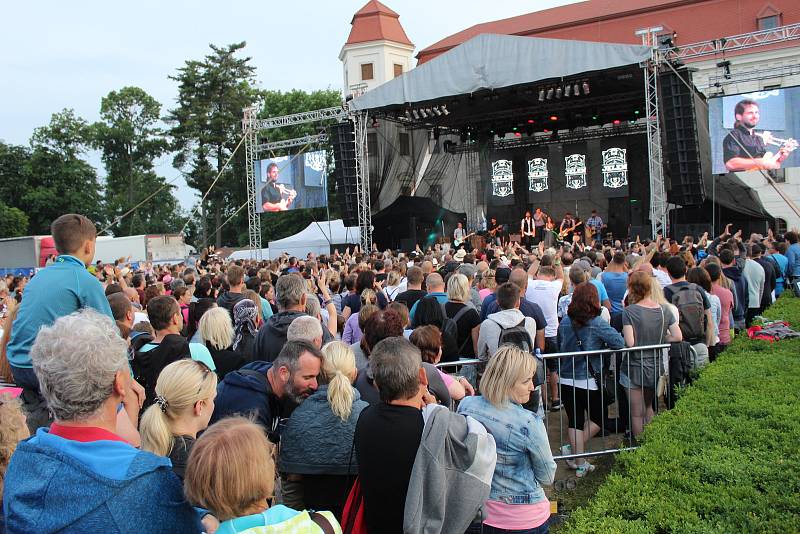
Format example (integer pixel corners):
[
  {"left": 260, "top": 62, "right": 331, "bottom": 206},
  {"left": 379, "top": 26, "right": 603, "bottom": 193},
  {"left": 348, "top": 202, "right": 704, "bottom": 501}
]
[
  {"left": 261, "top": 162, "right": 297, "bottom": 212},
  {"left": 723, "top": 99, "right": 797, "bottom": 172}
]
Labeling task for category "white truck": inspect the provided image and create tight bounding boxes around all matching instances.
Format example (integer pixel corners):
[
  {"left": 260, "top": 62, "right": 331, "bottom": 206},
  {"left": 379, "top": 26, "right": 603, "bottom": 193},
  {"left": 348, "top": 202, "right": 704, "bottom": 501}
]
[{"left": 93, "top": 234, "right": 188, "bottom": 265}]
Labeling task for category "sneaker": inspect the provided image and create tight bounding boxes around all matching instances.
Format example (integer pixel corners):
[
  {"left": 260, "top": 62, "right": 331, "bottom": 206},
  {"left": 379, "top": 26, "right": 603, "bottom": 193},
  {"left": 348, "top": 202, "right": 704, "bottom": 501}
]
[
  {"left": 550, "top": 399, "right": 563, "bottom": 411},
  {"left": 566, "top": 459, "right": 578, "bottom": 470},
  {"left": 575, "top": 462, "right": 596, "bottom": 478}
]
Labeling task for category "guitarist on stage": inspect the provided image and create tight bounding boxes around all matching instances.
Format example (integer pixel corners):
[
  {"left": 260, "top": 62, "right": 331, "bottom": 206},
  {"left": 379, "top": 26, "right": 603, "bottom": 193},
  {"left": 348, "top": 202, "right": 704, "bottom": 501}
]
[
  {"left": 520, "top": 211, "right": 536, "bottom": 249},
  {"left": 559, "top": 212, "right": 579, "bottom": 242},
  {"left": 488, "top": 217, "right": 503, "bottom": 246},
  {"left": 585, "top": 209, "right": 605, "bottom": 243}
]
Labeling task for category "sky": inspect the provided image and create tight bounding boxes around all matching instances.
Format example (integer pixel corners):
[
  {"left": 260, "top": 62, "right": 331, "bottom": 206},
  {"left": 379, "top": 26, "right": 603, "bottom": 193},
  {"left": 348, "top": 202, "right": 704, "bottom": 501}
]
[{"left": 0, "top": 0, "right": 580, "bottom": 210}]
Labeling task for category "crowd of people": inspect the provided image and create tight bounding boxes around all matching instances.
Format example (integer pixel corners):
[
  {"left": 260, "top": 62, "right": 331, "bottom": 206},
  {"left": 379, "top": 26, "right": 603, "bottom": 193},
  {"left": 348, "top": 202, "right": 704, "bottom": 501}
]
[{"left": 0, "top": 212, "right": 798, "bottom": 533}]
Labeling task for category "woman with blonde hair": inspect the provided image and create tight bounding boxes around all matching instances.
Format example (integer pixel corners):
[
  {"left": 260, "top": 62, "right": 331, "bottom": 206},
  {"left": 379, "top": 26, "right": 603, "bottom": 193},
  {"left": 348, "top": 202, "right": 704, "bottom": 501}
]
[
  {"left": 342, "top": 288, "right": 378, "bottom": 345},
  {"left": 479, "top": 269, "right": 496, "bottom": 301},
  {"left": 279, "top": 341, "right": 368, "bottom": 519},
  {"left": 383, "top": 270, "right": 403, "bottom": 302},
  {"left": 444, "top": 273, "right": 482, "bottom": 357},
  {"left": 458, "top": 345, "right": 556, "bottom": 533},
  {"left": 139, "top": 359, "right": 217, "bottom": 480},
  {"left": 199, "top": 306, "right": 245, "bottom": 378},
  {"left": 185, "top": 417, "right": 342, "bottom": 533}
]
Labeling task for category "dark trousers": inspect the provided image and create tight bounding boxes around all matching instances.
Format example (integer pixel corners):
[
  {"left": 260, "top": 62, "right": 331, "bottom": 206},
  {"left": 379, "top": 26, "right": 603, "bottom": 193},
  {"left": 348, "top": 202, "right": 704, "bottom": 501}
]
[
  {"left": 466, "top": 521, "right": 549, "bottom": 534},
  {"left": 11, "top": 365, "right": 52, "bottom": 433}
]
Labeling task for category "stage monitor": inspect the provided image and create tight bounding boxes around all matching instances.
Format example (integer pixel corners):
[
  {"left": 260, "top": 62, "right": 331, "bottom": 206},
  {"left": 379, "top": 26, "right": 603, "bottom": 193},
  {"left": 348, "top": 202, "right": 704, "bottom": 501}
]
[
  {"left": 256, "top": 151, "right": 328, "bottom": 213},
  {"left": 708, "top": 86, "right": 800, "bottom": 175}
]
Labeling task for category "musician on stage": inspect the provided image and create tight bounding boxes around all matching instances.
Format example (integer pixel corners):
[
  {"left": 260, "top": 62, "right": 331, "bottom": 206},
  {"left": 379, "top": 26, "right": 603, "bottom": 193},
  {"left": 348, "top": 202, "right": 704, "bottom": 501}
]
[
  {"left": 520, "top": 211, "right": 536, "bottom": 249},
  {"left": 261, "top": 162, "right": 296, "bottom": 212},
  {"left": 543, "top": 217, "right": 558, "bottom": 249},
  {"left": 533, "top": 208, "right": 547, "bottom": 244},
  {"left": 723, "top": 99, "right": 794, "bottom": 172},
  {"left": 585, "top": 209, "right": 605, "bottom": 243},
  {"left": 488, "top": 217, "right": 503, "bottom": 246},
  {"left": 559, "top": 212, "right": 578, "bottom": 243}
]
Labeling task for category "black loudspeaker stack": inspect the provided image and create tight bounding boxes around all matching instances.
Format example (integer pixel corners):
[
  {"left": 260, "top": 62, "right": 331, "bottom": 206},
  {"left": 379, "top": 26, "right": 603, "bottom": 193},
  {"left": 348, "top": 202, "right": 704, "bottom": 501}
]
[
  {"left": 660, "top": 67, "right": 705, "bottom": 207},
  {"left": 330, "top": 121, "right": 359, "bottom": 226}
]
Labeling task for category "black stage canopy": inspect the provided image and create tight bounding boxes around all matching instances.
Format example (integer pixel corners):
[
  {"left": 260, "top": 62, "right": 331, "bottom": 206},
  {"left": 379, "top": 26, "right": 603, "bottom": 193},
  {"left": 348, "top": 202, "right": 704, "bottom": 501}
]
[{"left": 371, "top": 196, "right": 465, "bottom": 251}]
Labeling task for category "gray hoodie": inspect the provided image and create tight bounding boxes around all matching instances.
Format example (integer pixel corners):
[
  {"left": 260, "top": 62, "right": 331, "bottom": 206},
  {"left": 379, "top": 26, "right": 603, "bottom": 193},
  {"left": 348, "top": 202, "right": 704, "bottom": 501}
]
[
  {"left": 403, "top": 404, "right": 497, "bottom": 534},
  {"left": 476, "top": 308, "right": 537, "bottom": 360}
]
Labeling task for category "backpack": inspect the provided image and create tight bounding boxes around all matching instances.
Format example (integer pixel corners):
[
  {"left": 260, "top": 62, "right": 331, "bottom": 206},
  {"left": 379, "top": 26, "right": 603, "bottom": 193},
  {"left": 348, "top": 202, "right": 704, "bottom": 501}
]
[
  {"left": 669, "top": 283, "right": 706, "bottom": 342},
  {"left": 492, "top": 318, "right": 546, "bottom": 388}
]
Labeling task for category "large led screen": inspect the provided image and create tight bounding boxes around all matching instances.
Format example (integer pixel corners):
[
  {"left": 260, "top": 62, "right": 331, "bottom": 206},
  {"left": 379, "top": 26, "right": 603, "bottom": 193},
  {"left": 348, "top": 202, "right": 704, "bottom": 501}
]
[{"left": 256, "top": 151, "right": 328, "bottom": 212}]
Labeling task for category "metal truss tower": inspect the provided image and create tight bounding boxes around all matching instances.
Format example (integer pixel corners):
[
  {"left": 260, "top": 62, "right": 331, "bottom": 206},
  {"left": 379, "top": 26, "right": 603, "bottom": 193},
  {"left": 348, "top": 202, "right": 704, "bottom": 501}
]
[
  {"left": 242, "top": 106, "right": 262, "bottom": 258},
  {"left": 352, "top": 111, "right": 372, "bottom": 251}
]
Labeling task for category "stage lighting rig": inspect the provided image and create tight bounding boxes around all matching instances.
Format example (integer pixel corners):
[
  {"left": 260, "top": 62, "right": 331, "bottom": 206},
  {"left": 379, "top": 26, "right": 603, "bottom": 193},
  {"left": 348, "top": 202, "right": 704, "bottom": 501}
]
[
  {"left": 546, "top": 88, "right": 554, "bottom": 100},
  {"left": 564, "top": 84, "right": 572, "bottom": 97},
  {"left": 538, "top": 89, "right": 545, "bottom": 101},
  {"left": 441, "top": 105, "right": 450, "bottom": 115},
  {"left": 582, "top": 81, "right": 590, "bottom": 94}
]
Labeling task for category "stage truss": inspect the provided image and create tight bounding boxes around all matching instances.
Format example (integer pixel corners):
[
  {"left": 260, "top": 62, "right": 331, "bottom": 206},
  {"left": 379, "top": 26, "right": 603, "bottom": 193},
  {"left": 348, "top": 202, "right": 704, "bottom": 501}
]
[{"left": 241, "top": 105, "right": 376, "bottom": 258}]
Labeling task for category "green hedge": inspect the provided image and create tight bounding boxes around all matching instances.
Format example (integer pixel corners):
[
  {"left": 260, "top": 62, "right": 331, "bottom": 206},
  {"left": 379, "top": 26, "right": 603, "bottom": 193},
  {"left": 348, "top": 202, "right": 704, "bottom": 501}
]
[{"left": 565, "top": 293, "right": 800, "bottom": 533}]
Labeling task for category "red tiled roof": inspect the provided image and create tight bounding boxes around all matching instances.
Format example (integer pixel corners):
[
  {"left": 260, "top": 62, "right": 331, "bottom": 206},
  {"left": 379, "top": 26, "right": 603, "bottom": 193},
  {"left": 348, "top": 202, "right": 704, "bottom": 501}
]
[
  {"left": 417, "top": 0, "right": 703, "bottom": 62},
  {"left": 345, "top": 0, "right": 414, "bottom": 47}
]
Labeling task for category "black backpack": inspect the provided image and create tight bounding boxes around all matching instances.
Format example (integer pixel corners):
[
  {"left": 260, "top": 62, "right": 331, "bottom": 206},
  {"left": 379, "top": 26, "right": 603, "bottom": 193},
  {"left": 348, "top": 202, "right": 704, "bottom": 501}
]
[
  {"left": 669, "top": 283, "right": 706, "bottom": 342},
  {"left": 492, "top": 318, "right": 546, "bottom": 411}
]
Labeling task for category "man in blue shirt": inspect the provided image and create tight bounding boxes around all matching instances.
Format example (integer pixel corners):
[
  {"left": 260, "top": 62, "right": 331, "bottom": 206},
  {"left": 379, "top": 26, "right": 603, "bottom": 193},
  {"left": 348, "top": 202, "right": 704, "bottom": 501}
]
[
  {"left": 768, "top": 241, "right": 789, "bottom": 297},
  {"left": 7, "top": 214, "right": 114, "bottom": 430},
  {"left": 786, "top": 231, "right": 800, "bottom": 282},
  {"left": 409, "top": 272, "right": 447, "bottom": 322}
]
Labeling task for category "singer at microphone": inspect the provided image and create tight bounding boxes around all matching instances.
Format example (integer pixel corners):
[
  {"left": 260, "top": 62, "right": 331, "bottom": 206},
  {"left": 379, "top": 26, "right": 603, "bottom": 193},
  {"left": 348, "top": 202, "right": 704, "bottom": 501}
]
[{"left": 723, "top": 99, "right": 793, "bottom": 171}]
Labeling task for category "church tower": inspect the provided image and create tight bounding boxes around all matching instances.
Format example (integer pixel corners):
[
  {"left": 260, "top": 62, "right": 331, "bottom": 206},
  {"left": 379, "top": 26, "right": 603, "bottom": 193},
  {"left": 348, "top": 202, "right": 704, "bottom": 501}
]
[{"left": 339, "top": 0, "right": 414, "bottom": 96}]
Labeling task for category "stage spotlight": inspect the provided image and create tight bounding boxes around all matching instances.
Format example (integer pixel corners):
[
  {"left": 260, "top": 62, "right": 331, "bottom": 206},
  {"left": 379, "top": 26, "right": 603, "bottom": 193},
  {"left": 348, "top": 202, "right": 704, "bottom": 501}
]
[
  {"left": 420, "top": 109, "right": 428, "bottom": 118},
  {"left": 441, "top": 105, "right": 450, "bottom": 115},
  {"left": 412, "top": 110, "right": 420, "bottom": 120},
  {"left": 527, "top": 119, "right": 534, "bottom": 124},
  {"left": 546, "top": 88, "right": 554, "bottom": 100},
  {"left": 613, "top": 119, "right": 621, "bottom": 125},
  {"left": 574, "top": 83, "right": 580, "bottom": 95},
  {"left": 426, "top": 108, "right": 433, "bottom": 117},
  {"left": 555, "top": 87, "right": 563, "bottom": 98},
  {"left": 433, "top": 107, "right": 443, "bottom": 116},
  {"left": 550, "top": 115, "right": 558, "bottom": 121},
  {"left": 405, "top": 110, "right": 412, "bottom": 119},
  {"left": 565, "top": 84, "right": 572, "bottom": 97},
  {"left": 515, "top": 132, "right": 521, "bottom": 137},
  {"left": 538, "top": 89, "right": 545, "bottom": 101},
  {"left": 582, "top": 81, "right": 590, "bottom": 94}
]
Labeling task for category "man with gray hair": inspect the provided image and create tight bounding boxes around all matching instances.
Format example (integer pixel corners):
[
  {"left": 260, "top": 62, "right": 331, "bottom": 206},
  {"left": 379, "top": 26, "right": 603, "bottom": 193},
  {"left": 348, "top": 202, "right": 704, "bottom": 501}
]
[
  {"left": 287, "top": 315, "right": 323, "bottom": 349},
  {"left": 254, "top": 273, "right": 308, "bottom": 362},
  {"left": 355, "top": 337, "right": 496, "bottom": 533},
  {"left": 4, "top": 309, "right": 202, "bottom": 532},
  {"left": 409, "top": 272, "right": 447, "bottom": 321}
]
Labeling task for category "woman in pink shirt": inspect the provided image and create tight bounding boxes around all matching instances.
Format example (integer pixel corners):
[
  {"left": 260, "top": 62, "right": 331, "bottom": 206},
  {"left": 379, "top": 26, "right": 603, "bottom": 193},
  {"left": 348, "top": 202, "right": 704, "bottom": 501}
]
[{"left": 706, "top": 262, "right": 734, "bottom": 360}]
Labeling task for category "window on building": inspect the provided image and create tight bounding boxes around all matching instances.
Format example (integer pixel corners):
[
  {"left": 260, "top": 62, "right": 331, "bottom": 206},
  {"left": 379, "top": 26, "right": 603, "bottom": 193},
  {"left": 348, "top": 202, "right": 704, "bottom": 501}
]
[
  {"left": 758, "top": 14, "right": 781, "bottom": 30},
  {"left": 361, "top": 63, "right": 374, "bottom": 81},
  {"left": 394, "top": 63, "right": 404, "bottom": 78},
  {"left": 399, "top": 132, "right": 410, "bottom": 156}
]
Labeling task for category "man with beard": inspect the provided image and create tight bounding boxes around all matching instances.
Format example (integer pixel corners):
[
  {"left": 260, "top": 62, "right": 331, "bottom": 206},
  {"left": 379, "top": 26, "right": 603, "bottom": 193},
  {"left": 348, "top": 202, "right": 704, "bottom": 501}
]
[
  {"left": 261, "top": 161, "right": 296, "bottom": 211},
  {"left": 210, "top": 340, "right": 322, "bottom": 443},
  {"left": 723, "top": 99, "right": 791, "bottom": 171}
]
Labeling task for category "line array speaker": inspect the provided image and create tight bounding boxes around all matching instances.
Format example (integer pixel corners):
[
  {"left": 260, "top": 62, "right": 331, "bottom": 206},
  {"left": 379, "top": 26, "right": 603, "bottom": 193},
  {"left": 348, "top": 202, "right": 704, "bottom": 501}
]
[{"left": 330, "top": 121, "right": 359, "bottom": 226}]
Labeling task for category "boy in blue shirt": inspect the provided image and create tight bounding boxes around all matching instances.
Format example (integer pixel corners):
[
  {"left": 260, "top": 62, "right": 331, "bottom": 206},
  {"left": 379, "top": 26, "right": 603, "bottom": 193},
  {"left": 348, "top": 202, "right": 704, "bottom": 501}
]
[{"left": 7, "top": 214, "right": 114, "bottom": 430}]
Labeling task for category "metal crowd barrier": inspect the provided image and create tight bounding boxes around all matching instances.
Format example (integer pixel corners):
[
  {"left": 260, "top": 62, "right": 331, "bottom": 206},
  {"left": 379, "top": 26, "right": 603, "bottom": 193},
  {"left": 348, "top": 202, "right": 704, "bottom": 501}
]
[{"left": 437, "top": 343, "right": 700, "bottom": 462}]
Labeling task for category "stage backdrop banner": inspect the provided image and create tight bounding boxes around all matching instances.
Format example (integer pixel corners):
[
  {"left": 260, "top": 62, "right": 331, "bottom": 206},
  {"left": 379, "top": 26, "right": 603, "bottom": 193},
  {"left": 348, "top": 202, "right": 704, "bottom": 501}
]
[
  {"left": 708, "top": 86, "right": 800, "bottom": 174},
  {"left": 256, "top": 152, "right": 328, "bottom": 213},
  {"left": 526, "top": 145, "right": 551, "bottom": 204},
  {"left": 600, "top": 138, "right": 630, "bottom": 197},
  {"left": 487, "top": 151, "right": 516, "bottom": 206}
]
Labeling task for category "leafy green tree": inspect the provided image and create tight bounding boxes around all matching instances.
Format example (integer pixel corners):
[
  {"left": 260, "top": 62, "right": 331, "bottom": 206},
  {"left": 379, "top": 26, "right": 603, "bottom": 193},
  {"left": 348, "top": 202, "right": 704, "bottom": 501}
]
[
  {"left": 0, "top": 142, "right": 32, "bottom": 209},
  {"left": 23, "top": 109, "right": 103, "bottom": 233},
  {"left": 0, "top": 201, "right": 29, "bottom": 237},
  {"left": 92, "top": 87, "right": 182, "bottom": 235},
  {"left": 167, "top": 43, "right": 260, "bottom": 248}
]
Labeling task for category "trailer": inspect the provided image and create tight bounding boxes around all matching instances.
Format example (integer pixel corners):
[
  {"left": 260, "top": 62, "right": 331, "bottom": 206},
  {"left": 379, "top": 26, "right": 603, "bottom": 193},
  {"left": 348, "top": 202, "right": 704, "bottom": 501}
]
[
  {"left": 0, "top": 236, "right": 57, "bottom": 275},
  {"left": 93, "top": 234, "right": 188, "bottom": 265}
]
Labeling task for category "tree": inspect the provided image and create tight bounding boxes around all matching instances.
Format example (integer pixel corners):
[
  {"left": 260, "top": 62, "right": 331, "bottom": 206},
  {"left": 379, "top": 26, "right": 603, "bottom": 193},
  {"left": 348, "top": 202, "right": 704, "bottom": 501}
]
[
  {"left": 23, "top": 109, "right": 103, "bottom": 233},
  {"left": 167, "top": 43, "right": 260, "bottom": 248},
  {"left": 0, "top": 142, "right": 32, "bottom": 209},
  {"left": 0, "top": 201, "right": 28, "bottom": 237},
  {"left": 92, "top": 87, "right": 182, "bottom": 235}
]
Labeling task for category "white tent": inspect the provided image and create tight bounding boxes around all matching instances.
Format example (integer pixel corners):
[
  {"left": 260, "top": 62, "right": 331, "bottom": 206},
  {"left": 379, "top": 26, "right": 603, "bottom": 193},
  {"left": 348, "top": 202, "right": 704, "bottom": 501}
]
[
  {"left": 228, "top": 248, "right": 270, "bottom": 261},
  {"left": 267, "top": 220, "right": 360, "bottom": 259}
]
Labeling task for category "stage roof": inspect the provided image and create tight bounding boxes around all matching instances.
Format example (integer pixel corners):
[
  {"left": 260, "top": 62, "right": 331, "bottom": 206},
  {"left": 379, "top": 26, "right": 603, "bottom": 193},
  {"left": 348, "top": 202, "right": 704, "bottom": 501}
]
[{"left": 350, "top": 33, "right": 651, "bottom": 111}]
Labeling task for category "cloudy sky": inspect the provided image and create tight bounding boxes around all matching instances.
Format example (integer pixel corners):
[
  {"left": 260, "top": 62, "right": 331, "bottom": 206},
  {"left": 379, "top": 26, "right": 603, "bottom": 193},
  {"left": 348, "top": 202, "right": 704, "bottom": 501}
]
[{"left": 1, "top": 0, "right": 579, "bottom": 209}]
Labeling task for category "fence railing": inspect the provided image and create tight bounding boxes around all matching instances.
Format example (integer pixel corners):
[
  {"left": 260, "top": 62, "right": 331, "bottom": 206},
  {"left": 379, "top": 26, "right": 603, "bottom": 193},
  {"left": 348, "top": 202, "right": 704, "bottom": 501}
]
[{"left": 437, "top": 343, "right": 699, "bottom": 463}]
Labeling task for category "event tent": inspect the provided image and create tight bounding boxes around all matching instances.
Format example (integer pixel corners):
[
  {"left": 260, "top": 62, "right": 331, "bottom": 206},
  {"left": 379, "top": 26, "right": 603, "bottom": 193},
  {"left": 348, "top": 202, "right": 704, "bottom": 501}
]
[
  {"left": 267, "top": 220, "right": 360, "bottom": 259},
  {"left": 350, "top": 33, "right": 651, "bottom": 111},
  {"left": 228, "top": 248, "right": 270, "bottom": 261}
]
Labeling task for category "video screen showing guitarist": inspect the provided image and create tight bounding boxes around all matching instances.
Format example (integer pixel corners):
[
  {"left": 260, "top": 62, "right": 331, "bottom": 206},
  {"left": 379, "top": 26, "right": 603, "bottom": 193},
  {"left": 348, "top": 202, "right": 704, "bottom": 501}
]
[{"left": 723, "top": 99, "right": 796, "bottom": 171}]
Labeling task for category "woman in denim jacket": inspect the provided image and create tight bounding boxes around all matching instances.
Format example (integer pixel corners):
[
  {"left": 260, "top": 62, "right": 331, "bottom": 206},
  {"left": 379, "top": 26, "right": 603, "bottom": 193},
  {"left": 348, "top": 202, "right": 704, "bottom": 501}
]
[
  {"left": 459, "top": 345, "right": 556, "bottom": 534},
  {"left": 557, "top": 283, "right": 624, "bottom": 477}
]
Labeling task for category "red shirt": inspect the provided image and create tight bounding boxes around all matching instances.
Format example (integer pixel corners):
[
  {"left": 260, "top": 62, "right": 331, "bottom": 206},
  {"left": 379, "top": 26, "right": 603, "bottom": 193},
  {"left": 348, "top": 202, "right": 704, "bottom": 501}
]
[
  {"left": 49, "top": 423, "right": 127, "bottom": 443},
  {"left": 711, "top": 284, "right": 734, "bottom": 345}
]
